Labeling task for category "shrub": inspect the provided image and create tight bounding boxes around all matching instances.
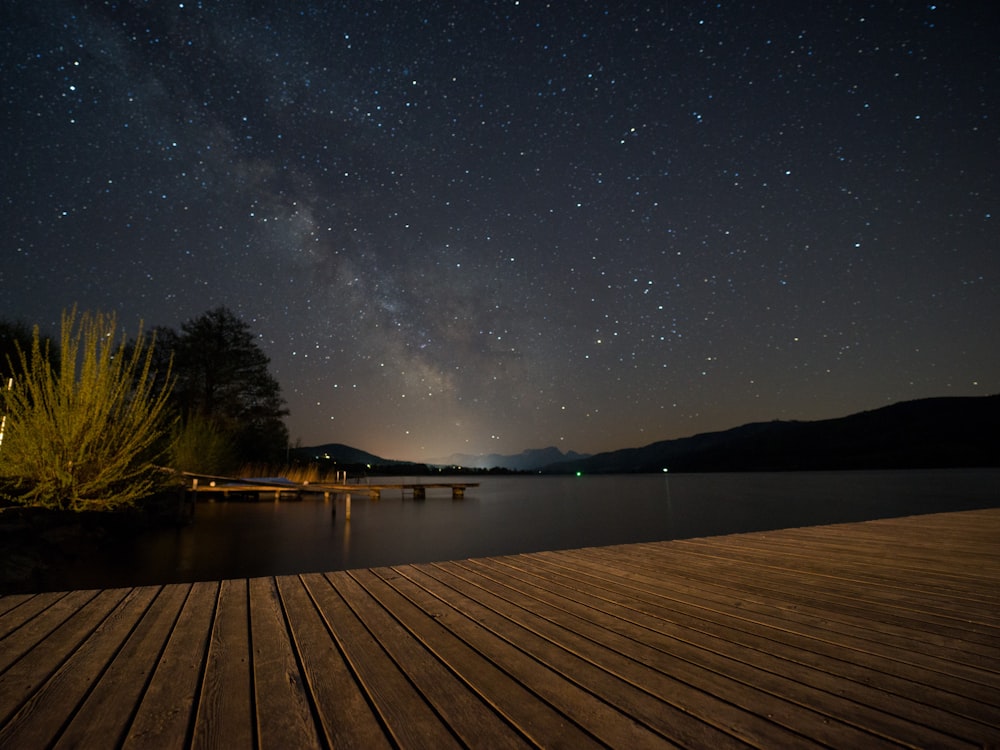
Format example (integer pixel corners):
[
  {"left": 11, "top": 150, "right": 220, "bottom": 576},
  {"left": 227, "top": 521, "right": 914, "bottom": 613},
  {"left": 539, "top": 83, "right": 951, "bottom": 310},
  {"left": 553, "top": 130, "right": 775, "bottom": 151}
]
[
  {"left": 169, "top": 414, "right": 238, "bottom": 476},
  {"left": 0, "top": 309, "right": 175, "bottom": 511}
]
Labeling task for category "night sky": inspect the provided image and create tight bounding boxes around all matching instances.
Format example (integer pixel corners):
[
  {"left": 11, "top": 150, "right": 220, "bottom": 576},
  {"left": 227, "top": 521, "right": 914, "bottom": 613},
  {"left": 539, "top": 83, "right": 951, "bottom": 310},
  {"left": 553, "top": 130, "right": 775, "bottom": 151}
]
[{"left": 3, "top": 2, "right": 998, "bottom": 462}]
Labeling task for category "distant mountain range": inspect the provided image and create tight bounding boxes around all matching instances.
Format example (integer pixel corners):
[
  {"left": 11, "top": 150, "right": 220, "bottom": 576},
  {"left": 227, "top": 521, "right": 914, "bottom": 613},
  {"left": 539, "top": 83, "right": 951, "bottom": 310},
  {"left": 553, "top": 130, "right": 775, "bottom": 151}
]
[
  {"left": 539, "top": 395, "right": 1000, "bottom": 474},
  {"left": 293, "top": 443, "right": 589, "bottom": 472},
  {"left": 297, "top": 395, "right": 1000, "bottom": 474},
  {"left": 424, "top": 447, "right": 592, "bottom": 471}
]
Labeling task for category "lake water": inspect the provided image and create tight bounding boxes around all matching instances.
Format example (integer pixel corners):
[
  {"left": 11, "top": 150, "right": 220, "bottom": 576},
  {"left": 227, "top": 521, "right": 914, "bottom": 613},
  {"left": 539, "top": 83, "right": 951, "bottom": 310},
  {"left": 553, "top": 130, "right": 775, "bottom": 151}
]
[{"left": 45, "top": 469, "right": 1000, "bottom": 591}]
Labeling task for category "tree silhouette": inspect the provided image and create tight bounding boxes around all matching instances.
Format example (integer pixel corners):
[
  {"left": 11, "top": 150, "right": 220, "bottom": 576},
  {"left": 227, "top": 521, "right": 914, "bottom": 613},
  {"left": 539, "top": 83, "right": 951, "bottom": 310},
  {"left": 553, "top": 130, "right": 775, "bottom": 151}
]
[{"left": 167, "top": 307, "right": 289, "bottom": 465}]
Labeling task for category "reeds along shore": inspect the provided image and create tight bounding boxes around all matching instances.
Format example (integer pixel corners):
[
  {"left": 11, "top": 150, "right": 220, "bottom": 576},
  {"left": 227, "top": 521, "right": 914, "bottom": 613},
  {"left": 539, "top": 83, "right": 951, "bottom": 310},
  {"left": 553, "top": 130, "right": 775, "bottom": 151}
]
[{"left": 233, "top": 463, "right": 347, "bottom": 484}]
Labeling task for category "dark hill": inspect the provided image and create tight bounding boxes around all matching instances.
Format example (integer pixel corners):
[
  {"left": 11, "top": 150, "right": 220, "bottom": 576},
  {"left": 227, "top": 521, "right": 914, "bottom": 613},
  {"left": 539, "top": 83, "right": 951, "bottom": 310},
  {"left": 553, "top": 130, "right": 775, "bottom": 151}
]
[
  {"left": 292, "top": 443, "right": 396, "bottom": 466},
  {"left": 542, "top": 395, "right": 1000, "bottom": 474},
  {"left": 290, "top": 443, "right": 438, "bottom": 476}
]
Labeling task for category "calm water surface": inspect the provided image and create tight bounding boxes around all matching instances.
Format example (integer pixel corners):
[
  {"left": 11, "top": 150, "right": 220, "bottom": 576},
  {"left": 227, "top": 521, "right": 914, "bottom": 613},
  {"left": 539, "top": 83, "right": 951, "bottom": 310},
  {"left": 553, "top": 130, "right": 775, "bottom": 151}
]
[{"left": 53, "top": 469, "right": 999, "bottom": 590}]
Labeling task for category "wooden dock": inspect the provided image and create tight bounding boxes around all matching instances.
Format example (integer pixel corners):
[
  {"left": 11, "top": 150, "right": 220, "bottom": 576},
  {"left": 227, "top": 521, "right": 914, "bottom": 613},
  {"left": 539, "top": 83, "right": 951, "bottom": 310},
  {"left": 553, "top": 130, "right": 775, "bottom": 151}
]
[
  {"left": 1, "top": 508, "right": 998, "bottom": 748},
  {"left": 186, "top": 475, "right": 479, "bottom": 501}
]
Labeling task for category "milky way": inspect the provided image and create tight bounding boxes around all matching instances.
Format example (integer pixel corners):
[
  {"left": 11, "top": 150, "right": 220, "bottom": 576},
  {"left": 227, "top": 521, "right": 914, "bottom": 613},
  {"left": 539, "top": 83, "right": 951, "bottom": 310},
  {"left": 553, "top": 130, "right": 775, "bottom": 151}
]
[{"left": 3, "top": 2, "right": 998, "bottom": 460}]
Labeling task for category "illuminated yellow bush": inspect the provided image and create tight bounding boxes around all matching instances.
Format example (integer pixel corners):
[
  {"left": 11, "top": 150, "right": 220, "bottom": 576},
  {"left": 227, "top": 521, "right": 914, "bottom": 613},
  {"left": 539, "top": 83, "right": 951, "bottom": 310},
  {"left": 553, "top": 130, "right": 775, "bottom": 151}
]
[{"left": 0, "top": 309, "right": 175, "bottom": 511}]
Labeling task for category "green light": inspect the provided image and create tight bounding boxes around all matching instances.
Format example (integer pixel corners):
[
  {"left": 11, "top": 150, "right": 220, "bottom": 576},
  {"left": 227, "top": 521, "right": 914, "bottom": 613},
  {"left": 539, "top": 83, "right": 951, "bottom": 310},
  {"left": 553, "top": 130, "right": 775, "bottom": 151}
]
[{"left": 576, "top": 471, "right": 582, "bottom": 477}]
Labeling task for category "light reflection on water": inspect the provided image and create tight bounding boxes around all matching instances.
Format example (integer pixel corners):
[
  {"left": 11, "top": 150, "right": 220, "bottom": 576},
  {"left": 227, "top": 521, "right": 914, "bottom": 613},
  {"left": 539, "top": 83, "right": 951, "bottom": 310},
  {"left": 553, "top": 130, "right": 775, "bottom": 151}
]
[{"left": 49, "top": 469, "right": 1000, "bottom": 590}]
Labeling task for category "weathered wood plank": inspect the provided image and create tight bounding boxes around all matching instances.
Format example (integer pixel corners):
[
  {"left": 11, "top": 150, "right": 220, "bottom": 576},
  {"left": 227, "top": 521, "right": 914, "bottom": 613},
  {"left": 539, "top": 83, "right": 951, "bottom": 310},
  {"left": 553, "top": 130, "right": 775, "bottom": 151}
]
[
  {"left": 398, "top": 563, "right": 710, "bottom": 749},
  {"left": 124, "top": 581, "right": 218, "bottom": 749},
  {"left": 302, "top": 571, "right": 463, "bottom": 750},
  {"left": 274, "top": 574, "right": 391, "bottom": 750},
  {"left": 192, "top": 578, "right": 254, "bottom": 749},
  {"left": 0, "top": 588, "right": 127, "bottom": 726},
  {"left": 425, "top": 559, "right": 900, "bottom": 748},
  {"left": 414, "top": 559, "right": 791, "bottom": 749},
  {"left": 333, "top": 570, "right": 530, "bottom": 749},
  {"left": 0, "top": 591, "right": 71, "bottom": 640},
  {"left": 690, "top": 530, "right": 1000, "bottom": 591},
  {"left": 579, "top": 542, "right": 1000, "bottom": 661},
  {"left": 0, "top": 586, "right": 160, "bottom": 748},
  {"left": 248, "top": 576, "right": 322, "bottom": 749},
  {"left": 555, "top": 545, "right": 1000, "bottom": 680},
  {"left": 669, "top": 537, "right": 1000, "bottom": 626},
  {"left": 0, "top": 591, "right": 59, "bottom": 620},
  {"left": 728, "top": 524, "right": 1000, "bottom": 575},
  {"left": 55, "top": 584, "right": 193, "bottom": 749},
  {"left": 620, "top": 542, "right": 1000, "bottom": 641},
  {"left": 470, "top": 554, "right": 1000, "bottom": 745},
  {"left": 501, "top": 552, "right": 1000, "bottom": 728},
  {"left": 362, "top": 565, "right": 602, "bottom": 748},
  {"left": 0, "top": 589, "right": 100, "bottom": 673}
]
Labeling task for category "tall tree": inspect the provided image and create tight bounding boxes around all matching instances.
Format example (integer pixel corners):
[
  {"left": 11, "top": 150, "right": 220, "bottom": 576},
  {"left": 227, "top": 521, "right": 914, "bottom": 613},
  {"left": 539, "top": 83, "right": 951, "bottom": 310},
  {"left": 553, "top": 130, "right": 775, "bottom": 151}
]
[{"left": 168, "top": 307, "right": 289, "bottom": 465}]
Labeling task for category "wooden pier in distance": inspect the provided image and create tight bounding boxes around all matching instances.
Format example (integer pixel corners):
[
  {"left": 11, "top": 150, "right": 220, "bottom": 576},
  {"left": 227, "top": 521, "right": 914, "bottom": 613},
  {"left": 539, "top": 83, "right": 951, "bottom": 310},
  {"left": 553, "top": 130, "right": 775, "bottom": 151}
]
[
  {"left": 184, "top": 473, "right": 479, "bottom": 501},
  {"left": 1, "top": 508, "right": 998, "bottom": 747},
  {"left": 309, "top": 482, "right": 479, "bottom": 500}
]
